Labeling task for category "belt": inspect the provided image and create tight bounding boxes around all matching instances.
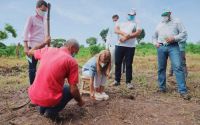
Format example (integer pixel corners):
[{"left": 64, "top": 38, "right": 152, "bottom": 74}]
[{"left": 158, "top": 42, "right": 178, "bottom": 46}]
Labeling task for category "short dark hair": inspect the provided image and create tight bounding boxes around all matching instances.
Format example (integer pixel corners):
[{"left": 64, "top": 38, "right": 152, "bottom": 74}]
[
  {"left": 36, "top": 0, "right": 48, "bottom": 8},
  {"left": 112, "top": 14, "right": 119, "bottom": 19}
]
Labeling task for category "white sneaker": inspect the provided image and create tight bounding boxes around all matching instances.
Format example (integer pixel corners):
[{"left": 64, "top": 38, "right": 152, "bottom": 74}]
[
  {"left": 126, "top": 83, "right": 134, "bottom": 89},
  {"left": 94, "top": 92, "right": 104, "bottom": 101},
  {"left": 101, "top": 92, "right": 109, "bottom": 100}
]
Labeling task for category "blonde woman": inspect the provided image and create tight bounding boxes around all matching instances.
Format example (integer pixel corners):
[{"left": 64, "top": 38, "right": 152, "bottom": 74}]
[{"left": 82, "top": 50, "right": 111, "bottom": 101}]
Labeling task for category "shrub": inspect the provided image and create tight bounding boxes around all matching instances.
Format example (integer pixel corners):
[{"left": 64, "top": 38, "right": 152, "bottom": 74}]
[{"left": 89, "top": 44, "right": 105, "bottom": 56}]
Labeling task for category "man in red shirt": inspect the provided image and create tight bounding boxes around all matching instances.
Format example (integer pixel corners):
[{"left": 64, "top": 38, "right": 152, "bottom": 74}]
[{"left": 28, "top": 37, "right": 84, "bottom": 119}]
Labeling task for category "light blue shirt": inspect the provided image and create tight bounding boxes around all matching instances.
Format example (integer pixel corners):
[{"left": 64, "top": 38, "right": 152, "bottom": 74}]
[{"left": 82, "top": 57, "right": 97, "bottom": 77}]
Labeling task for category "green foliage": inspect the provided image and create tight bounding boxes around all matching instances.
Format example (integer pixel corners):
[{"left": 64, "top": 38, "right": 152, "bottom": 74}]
[
  {"left": 4, "top": 24, "right": 17, "bottom": 38},
  {"left": 186, "top": 43, "right": 200, "bottom": 54},
  {"left": 51, "top": 38, "right": 66, "bottom": 48},
  {"left": 136, "top": 43, "right": 156, "bottom": 56},
  {"left": 0, "top": 31, "right": 8, "bottom": 40},
  {"left": 0, "top": 42, "right": 200, "bottom": 57},
  {"left": 86, "top": 37, "right": 97, "bottom": 46},
  {"left": 89, "top": 44, "right": 105, "bottom": 56},
  {"left": 76, "top": 46, "right": 90, "bottom": 59},
  {"left": 0, "top": 42, "right": 6, "bottom": 48},
  {"left": 100, "top": 28, "right": 109, "bottom": 42},
  {"left": 0, "top": 44, "right": 24, "bottom": 57},
  {"left": 0, "top": 24, "right": 17, "bottom": 41}
]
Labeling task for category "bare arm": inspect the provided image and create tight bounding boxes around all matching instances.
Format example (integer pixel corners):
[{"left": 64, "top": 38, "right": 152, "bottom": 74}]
[
  {"left": 28, "top": 36, "right": 51, "bottom": 56},
  {"left": 24, "top": 41, "right": 29, "bottom": 55},
  {"left": 120, "top": 29, "right": 142, "bottom": 42},
  {"left": 70, "top": 84, "right": 84, "bottom": 106},
  {"left": 89, "top": 77, "right": 95, "bottom": 98},
  {"left": 129, "top": 29, "right": 142, "bottom": 39},
  {"left": 115, "top": 26, "right": 128, "bottom": 37}
]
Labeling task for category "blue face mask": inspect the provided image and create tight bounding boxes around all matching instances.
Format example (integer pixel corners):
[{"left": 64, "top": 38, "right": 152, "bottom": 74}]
[{"left": 127, "top": 15, "right": 135, "bottom": 21}]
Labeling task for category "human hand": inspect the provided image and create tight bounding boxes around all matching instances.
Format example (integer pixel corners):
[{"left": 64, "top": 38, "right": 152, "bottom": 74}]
[
  {"left": 165, "top": 36, "right": 175, "bottom": 43},
  {"left": 45, "top": 36, "right": 51, "bottom": 45},
  {"left": 120, "top": 36, "right": 128, "bottom": 43},
  {"left": 155, "top": 43, "right": 161, "bottom": 48},
  {"left": 89, "top": 91, "right": 95, "bottom": 100}
]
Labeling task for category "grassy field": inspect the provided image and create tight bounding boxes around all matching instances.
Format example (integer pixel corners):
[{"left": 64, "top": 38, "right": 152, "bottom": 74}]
[{"left": 0, "top": 50, "right": 200, "bottom": 124}]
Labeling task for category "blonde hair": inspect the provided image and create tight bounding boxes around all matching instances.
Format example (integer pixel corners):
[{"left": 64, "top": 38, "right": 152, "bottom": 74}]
[{"left": 96, "top": 50, "right": 111, "bottom": 76}]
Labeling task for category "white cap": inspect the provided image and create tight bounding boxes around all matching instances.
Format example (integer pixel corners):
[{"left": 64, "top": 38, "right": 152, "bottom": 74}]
[{"left": 128, "top": 8, "right": 136, "bottom": 15}]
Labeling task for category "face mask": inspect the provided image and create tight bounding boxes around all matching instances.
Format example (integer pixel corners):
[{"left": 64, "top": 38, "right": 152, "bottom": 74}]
[
  {"left": 37, "top": 9, "right": 46, "bottom": 17},
  {"left": 100, "top": 63, "right": 106, "bottom": 68},
  {"left": 162, "top": 16, "right": 169, "bottom": 22},
  {"left": 127, "top": 15, "right": 135, "bottom": 21}
]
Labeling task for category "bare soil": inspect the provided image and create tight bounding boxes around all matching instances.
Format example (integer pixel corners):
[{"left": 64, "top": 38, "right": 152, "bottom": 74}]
[{"left": 0, "top": 55, "right": 200, "bottom": 125}]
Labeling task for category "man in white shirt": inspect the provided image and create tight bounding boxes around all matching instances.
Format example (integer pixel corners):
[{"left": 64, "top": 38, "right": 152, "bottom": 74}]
[
  {"left": 153, "top": 10, "right": 190, "bottom": 100},
  {"left": 106, "top": 14, "right": 119, "bottom": 76},
  {"left": 114, "top": 9, "right": 142, "bottom": 89}
]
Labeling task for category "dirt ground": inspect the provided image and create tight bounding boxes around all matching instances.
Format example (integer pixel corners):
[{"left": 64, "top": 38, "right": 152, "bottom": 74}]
[{"left": 0, "top": 55, "right": 200, "bottom": 125}]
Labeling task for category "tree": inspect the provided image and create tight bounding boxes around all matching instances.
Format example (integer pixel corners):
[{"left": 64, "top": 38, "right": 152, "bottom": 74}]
[
  {"left": 51, "top": 38, "right": 66, "bottom": 48},
  {"left": 100, "top": 28, "right": 109, "bottom": 43},
  {"left": 86, "top": 37, "right": 97, "bottom": 46},
  {"left": 0, "top": 24, "right": 17, "bottom": 41}
]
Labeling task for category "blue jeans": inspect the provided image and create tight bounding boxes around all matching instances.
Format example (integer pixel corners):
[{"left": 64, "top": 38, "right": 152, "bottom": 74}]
[
  {"left": 39, "top": 85, "right": 73, "bottom": 115},
  {"left": 169, "top": 51, "right": 188, "bottom": 77},
  {"left": 157, "top": 43, "right": 187, "bottom": 94},
  {"left": 28, "top": 54, "right": 38, "bottom": 85},
  {"left": 115, "top": 46, "right": 135, "bottom": 83}
]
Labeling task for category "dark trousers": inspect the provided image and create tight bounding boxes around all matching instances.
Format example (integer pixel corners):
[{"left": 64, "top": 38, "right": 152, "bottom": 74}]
[
  {"left": 28, "top": 54, "right": 38, "bottom": 85},
  {"left": 39, "top": 85, "right": 73, "bottom": 115},
  {"left": 115, "top": 46, "right": 135, "bottom": 83},
  {"left": 122, "top": 58, "right": 126, "bottom": 73}
]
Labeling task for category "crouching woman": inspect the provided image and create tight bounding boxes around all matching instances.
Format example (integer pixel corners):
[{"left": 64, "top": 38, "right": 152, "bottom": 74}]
[{"left": 82, "top": 50, "right": 111, "bottom": 101}]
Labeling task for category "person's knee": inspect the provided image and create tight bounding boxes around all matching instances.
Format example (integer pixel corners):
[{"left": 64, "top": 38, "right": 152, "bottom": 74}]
[{"left": 173, "top": 62, "right": 182, "bottom": 71}]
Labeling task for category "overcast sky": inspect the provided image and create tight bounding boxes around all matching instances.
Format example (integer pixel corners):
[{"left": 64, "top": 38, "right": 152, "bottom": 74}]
[{"left": 0, "top": 0, "right": 200, "bottom": 45}]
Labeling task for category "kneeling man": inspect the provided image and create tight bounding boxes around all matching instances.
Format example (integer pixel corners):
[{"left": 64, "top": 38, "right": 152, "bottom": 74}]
[{"left": 28, "top": 37, "right": 84, "bottom": 119}]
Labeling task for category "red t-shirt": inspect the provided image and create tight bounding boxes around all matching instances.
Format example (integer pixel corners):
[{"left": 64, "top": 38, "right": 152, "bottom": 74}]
[{"left": 28, "top": 47, "right": 79, "bottom": 107}]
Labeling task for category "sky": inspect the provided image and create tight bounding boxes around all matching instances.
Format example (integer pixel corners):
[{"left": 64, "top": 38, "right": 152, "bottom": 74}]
[{"left": 0, "top": 0, "right": 200, "bottom": 46}]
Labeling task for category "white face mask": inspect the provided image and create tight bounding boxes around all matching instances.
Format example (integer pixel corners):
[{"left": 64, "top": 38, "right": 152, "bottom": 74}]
[
  {"left": 37, "top": 9, "right": 46, "bottom": 17},
  {"left": 162, "top": 16, "right": 169, "bottom": 22},
  {"left": 100, "top": 63, "right": 106, "bottom": 68}
]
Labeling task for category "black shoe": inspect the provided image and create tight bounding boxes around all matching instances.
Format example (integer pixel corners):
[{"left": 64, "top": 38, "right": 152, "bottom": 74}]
[
  {"left": 39, "top": 107, "right": 46, "bottom": 115},
  {"left": 180, "top": 93, "right": 191, "bottom": 100},
  {"left": 44, "top": 112, "right": 63, "bottom": 122}
]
